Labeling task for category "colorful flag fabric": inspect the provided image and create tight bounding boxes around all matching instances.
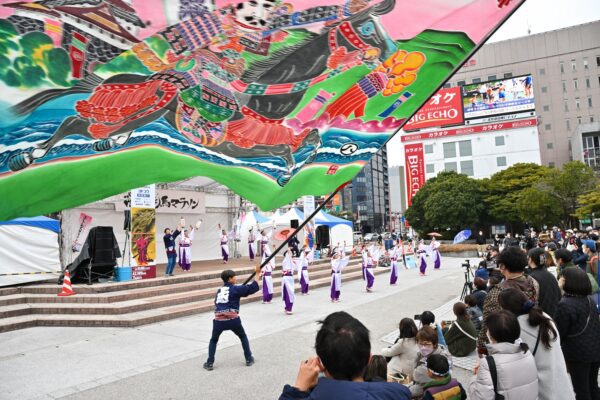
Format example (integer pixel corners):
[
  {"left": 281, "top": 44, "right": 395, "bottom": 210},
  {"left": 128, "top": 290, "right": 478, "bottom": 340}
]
[
  {"left": 453, "top": 229, "right": 472, "bottom": 244},
  {"left": 0, "top": 0, "right": 525, "bottom": 220}
]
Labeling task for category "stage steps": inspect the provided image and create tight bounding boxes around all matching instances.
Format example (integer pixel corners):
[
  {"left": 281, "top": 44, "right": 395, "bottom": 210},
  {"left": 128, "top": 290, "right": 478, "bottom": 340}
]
[{"left": 0, "top": 256, "right": 389, "bottom": 332}]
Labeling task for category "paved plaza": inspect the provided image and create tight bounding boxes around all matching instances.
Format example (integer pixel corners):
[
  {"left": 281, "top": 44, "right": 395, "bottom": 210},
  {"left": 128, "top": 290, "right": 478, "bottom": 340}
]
[{"left": 0, "top": 257, "right": 478, "bottom": 400}]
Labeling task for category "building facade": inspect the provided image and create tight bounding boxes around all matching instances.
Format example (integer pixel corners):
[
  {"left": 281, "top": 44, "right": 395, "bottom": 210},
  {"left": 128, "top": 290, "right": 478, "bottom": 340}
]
[
  {"left": 448, "top": 21, "right": 600, "bottom": 167},
  {"left": 571, "top": 121, "right": 600, "bottom": 174},
  {"left": 342, "top": 147, "right": 389, "bottom": 233}
]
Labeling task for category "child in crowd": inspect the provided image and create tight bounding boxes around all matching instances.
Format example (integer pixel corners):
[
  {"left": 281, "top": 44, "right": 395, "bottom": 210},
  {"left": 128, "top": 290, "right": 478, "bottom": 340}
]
[
  {"left": 464, "top": 294, "right": 483, "bottom": 333},
  {"left": 364, "top": 355, "right": 388, "bottom": 382},
  {"left": 420, "top": 311, "right": 447, "bottom": 347},
  {"left": 409, "top": 326, "right": 452, "bottom": 398},
  {"left": 421, "top": 354, "right": 467, "bottom": 400}
]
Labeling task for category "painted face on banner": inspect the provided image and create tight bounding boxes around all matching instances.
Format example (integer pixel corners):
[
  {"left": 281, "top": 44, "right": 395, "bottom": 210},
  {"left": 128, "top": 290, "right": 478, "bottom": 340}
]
[{"left": 234, "top": 0, "right": 276, "bottom": 29}]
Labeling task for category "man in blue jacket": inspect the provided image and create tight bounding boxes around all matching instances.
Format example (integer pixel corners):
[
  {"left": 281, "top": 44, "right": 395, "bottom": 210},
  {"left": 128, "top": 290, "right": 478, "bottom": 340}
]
[
  {"left": 203, "top": 264, "right": 261, "bottom": 371},
  {"left": 279, "top": 311, "right": 411, "bottom": 400}
]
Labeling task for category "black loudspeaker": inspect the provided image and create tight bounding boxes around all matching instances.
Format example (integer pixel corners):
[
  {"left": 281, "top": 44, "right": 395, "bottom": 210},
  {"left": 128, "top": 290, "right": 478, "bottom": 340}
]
[
  {"left": 290, "top": 219, "right": 299, "bottom": 229},
  {"left": 123, "top": 210, "right": 131, "bottom": 231},
  {"left": 93, "top": 227, "right": 118, "bottom": 266}
]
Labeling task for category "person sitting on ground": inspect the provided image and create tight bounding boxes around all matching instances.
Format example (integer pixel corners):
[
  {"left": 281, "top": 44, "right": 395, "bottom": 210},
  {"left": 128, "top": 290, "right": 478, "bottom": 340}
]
[
  {"left": 526, "top": 248, "right": 562, "bottom": 318},
  {"left": 499, "top": 288, "right": 575, "bottom": 400},
  {"left": 555, "top": 248, "right": 577, "bottom": 279},
  {"left": 476, "top": 246, "right": 540, "bottom": 356},
  {"left": 408, "top": 326, "right": 452, "bottom": 398},
  {"left": 364, "top": 355, "right": 388, "bottom": 383},
  {"left": 278, "top": 311, "right": 411, "bottom": 400},
  {"left": 464, "top": 295, "right": 483, "bottom": 333},
  {"left": 420, "top": 311, "right": 446, "bottom": 347},
  {"left": 555, "top": 267, "right": 600, "bottom": 400},
  {"left": 469, "top": 310, "right": 539, "bottom": 400},
  {"left": 420, "top": 354, "right": 467, "bottom": 400},
  {"left": 444, "top": 302, "right": 477, "bottom": 357},
  {"left": 471, "top": 277, "right": 488, "bottom": 310},
  {"left": 381, "top": 318, "right": 419, "bottom": 378}
]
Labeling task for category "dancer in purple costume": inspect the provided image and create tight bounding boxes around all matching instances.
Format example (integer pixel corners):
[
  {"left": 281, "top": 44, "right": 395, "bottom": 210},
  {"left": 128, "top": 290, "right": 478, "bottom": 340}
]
[
  {"left": 417, "top": 240, "right": 428, "bottom": 276},
  {"left": 281, "top": 249, "right": 296, "bottom": 314}
]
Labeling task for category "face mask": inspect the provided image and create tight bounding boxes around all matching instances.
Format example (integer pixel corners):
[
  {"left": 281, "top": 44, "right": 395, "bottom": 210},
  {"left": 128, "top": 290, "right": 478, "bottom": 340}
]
[{"left": 419, "top": 345, "right": 434, "bottom": 356}]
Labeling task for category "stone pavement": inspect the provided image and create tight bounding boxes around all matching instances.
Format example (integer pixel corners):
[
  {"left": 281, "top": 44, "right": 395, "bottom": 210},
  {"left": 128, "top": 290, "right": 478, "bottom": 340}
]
[{"left": 0, "top": 257, "right": 480, "bottom": 400}]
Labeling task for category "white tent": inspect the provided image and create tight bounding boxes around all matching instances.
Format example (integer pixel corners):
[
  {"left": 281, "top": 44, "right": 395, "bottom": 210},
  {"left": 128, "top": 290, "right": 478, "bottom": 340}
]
[
  {"left": 0, "top": 217, "right": 61, "bottom": 287},
  {"left": 314, "top": 211, "right": 354, "bottom": 251}
]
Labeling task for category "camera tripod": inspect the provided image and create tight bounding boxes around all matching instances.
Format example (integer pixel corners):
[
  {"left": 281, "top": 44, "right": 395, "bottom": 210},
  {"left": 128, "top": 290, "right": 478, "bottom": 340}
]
[{"left": 460, "top": 260, "right": 474, "bottom": 301}]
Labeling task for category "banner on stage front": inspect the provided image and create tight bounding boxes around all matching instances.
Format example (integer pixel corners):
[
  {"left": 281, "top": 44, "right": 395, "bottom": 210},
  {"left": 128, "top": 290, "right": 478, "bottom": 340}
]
[
  {"left": 130, "top": 185, "right": 157, "bottom": 279},
  {"left": 404, "top": 143, "right": 425, "bottom": 206}
]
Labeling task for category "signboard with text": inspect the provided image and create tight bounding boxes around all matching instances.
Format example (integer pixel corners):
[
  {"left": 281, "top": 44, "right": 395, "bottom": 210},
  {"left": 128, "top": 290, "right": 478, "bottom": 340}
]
[
  {"left": 401, "top": 118, "right": 537, "bottom": 143},
  {"left": 462, "top": 75, "right": 535, "bottom": 119},
  {"left": 130, "top": 185, "right": 156, "bottom": 279},
  {"left": 404, "top": 87, "right": 463, "bottom": 131},
  {"left": 404, "top": 143, "right": 425, "bottom": 206}
]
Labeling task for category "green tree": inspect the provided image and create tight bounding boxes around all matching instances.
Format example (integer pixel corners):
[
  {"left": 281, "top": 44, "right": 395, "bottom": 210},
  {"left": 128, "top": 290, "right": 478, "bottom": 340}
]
[
  {"left": 575, "top": 184, "right": 600, "bottom": 220},
  {"left": 541, "top": 161, "right": 597, "bottom": 225},
  {"left": 405, "top": 171, "right": 484, "bottom": 234},
  {"left": 481, "top": 163, "right": 554, "bottom": 224},
  {"left": 516, "top": 186, "right": 562, "bottom": 228}
]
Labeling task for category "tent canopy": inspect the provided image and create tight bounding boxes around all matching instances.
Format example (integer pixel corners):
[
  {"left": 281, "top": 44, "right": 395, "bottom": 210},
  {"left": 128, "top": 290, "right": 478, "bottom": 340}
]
[
  {"left": 252, "top": 210, "right": 271, "bottom": 225},
  {"left": 315, "top": 210, "right": 353, "bottom": 227},
  {"left": 272, "top": 208, "right": 305, "bottom": 225},
  {"left": 0, "top": 216, "right": 60, "bottom": 233}
]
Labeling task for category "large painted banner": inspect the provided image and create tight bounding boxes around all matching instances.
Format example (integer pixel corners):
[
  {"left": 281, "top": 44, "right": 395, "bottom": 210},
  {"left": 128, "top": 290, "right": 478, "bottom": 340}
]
[
  {"left": 404, "top": 142, "right": 425, "bottom": 206},
  {"left": 0, "top": 0, "right": 525, "bottom": 220}
]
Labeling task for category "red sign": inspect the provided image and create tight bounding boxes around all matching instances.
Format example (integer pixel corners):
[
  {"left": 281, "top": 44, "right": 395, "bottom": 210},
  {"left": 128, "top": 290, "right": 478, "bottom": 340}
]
[
  {"left": 401, "top": 117, "right": 537, "bottom": 143},
  {"left": 404, "top": 87, "right": 463, "bottom": 131},
  {"left": 326, "top": 165, "right": 339, "bottom": 175},
  {"left": 404, "top": 143, "right": 425, "bottom": 206},
  {"left": 132, "top": 265, "right": 156, "bottom": 280}
]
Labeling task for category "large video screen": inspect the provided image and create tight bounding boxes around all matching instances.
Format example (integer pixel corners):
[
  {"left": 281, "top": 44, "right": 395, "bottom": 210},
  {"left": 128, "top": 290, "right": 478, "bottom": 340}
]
[{"left": 462, "top": 75, "right": 535, "bottom": 119}]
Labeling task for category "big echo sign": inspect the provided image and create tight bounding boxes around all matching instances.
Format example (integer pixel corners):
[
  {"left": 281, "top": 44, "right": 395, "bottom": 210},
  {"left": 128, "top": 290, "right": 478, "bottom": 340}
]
[{"left": 404, "top": 143, "right": 425, "bottom": 206}]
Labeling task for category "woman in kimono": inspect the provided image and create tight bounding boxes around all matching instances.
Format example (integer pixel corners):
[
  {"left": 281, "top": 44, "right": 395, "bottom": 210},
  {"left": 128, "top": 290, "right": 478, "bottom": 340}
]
[
  {"left": 248, "top": 228, "right": 256, "bottom": 261},
  {"left": 430, "top": 237, "right": 442, "bottom": 269},
  {"left": 178, "top": 225, "right": 195, "bottom": 272},
  {"left": 330, "top": 252, "right": 349, "bottom": 302},
  {"left": 361, "top": 244, "right": 368, "bottom": 280},
  {"left": 365, "top": 249, "right": 375, "bottom": 292},
  {"left": 217, "top": 224, "right": 230, "bottom": 264},
  {"left": 417, "top": 239, "right": 428, "bottom": 276},
  {"left": 281, "top": 249, "right": 296, "bottom": 314},
  {"left": 259, "top": 224, "right": 275, "bottom": 257},
  {"left": 260, "top": 250, "right": 274, "bottom": 303},
  {"left": 389, "top": 241, "right": 400, "bottom": 285},
  {"left": 298, "top": 247, "right": 311, "bottom": 295}
]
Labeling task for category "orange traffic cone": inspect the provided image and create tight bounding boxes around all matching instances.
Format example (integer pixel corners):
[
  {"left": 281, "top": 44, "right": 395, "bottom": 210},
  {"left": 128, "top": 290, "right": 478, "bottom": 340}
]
[{"left": 58, "top": 270, "right": 76, "bottom": 297}]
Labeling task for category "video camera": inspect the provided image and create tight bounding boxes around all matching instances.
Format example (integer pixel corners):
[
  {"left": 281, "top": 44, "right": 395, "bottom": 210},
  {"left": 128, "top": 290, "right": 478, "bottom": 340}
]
[{"left": 462, "top": 259, "right": 471, "bottom": 269}]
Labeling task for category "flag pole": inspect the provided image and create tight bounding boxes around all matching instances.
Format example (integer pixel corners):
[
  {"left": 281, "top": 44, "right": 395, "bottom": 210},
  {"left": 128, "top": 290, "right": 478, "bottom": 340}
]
[{"left": 243, "top": 183, "right": 349, "bottom": 285}]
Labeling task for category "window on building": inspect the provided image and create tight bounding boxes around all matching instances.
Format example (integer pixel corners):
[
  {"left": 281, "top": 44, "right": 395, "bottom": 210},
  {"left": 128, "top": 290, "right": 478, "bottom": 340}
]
[
  {"left": 444, "top": 162, "right": 458, "bottom": 172},
  {"left": 571, "top": 59, "right": 576, "bottom": 71},
  {"left": 460, "top": 160, "right": 474, "bottom": 176},
  {"left": 458, "top": 140, "right": 472, "bottom": 157},
  {"left": 591, "top": 116, "right": 595, "bottom": 123},
  {"left": 547, "top": 142, "right": 554, "bottom": 149},
  {"left": 597, "top": 56, "right": 600, "bottom": 67},
  {"left": 564, "top": 100, "right": 569, "bottom": 112},
  {"left": 576, "top": 97, "right": 581, "bottom": 110},
  {"left": 578, "top": 116, "right": 583, "bottom": 125},
  {"left": 584, "top": 57, "right": 589, "bottom": 69},
  {"left": 562, "top": 81, "right": 567, "bottom": 92},
  {"left": 424, "top": 144, "right": 434, "bottom": 154},
  {"left": 545, "top": 123, "right": 552, "bottom": 130},
  {"left": 472, "top": 78, "right": 481, "bottom": 84},
  {"left": 541, "top": 86, "right": 548, "bottom": 93},
  {"left": 539, "top": 68, "right": 546, "bottom": 75},
  {"left": 495, "top": 136, "right": 505, "bottom": 146},
  {"left": 497, "top": 156, "right": 507, "bottom": 167},
  {"left": 560, "top": 62, "right": 565, "bottom": 73},
  {"left": 589, "top": 97, "right": 593, "bottom": 108},
  {"left": 574, "top": 79, "right": 579, "bottom": 90},
  {"left": 426, "top": 164, "right": 435, "bottom": 174},
  {"left": 543, "top": 105, "right": 550, "bottom": 112},
  {"left": 443, "top": 142, "right": 456, "bottom": 158},
  {"left": 504, "top": 72, "right": 513, "bottom": 79},
  {"left": 587, "top": 77, "right": 591, "bottom": 89},
  {"left": 457, "top": 80, "right": 466, "bottom": 87},
  {"left": 488, "top": 75, "right": 497, "bottom": 81},
  {"left": 566, "top": 119, "right": 571, "bottom": 131},
  {"left": 549, "top": 162, "right": 556, "bottom": 168}
]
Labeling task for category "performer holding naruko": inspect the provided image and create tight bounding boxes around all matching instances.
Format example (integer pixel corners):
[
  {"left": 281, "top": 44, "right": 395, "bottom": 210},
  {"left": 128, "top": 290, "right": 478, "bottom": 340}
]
[
  {"left": 204, "top": 264, "right": 261, "bottom": 371},
  {"left": 163, "top": 226, "right": 181, "bottom": 276}
]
